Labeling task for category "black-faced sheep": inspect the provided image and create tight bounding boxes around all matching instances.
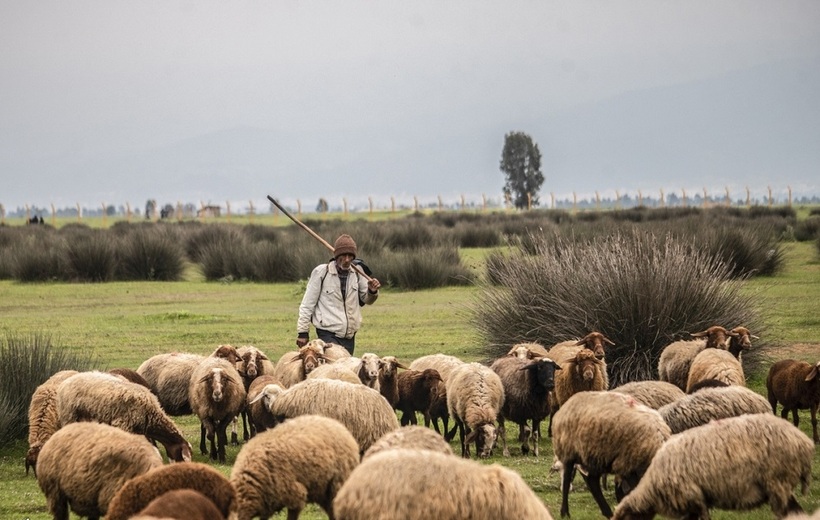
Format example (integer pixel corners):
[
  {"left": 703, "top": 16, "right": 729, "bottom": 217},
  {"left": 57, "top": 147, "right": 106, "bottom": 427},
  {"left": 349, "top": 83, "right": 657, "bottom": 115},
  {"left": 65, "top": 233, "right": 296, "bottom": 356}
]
[
  {"left": 36, "top": 421, "right": 164, "bottom": 520},
  {"left": 446, "top": 362, "right": 505, "bottom": 459},
  {"left": 548, "top": 348, "right": 607, "bottom": 436},
  {"left": 685, "top": 347, "right": 745, "bottom": 392},
  {"left": 189, "top": 357, "right": 247, "bottom": 462},
  {"left": 245, "top": 374, "right": 282, "bottom": 437},
  {"left": 659, "top": 384, "right": 773, "bottom": 434},
  {"left": 395, "top": 368, "right": 443, "bottom": 427},
  {"left": 656, "top": 325, "right": 737, "bottom": 390},
  {"left": 230, "top": 414, "right": 360, "bottom": 520},
  {"left": 611, "top": 413, "right": 814, "bottom": 519},
  {"left": 362, "top": 425, "right": 454, "bottom": 460},
  {"left": 25, "top": 369, "right": 78, "bottom": 475},
  {"left": 611, "top": 380, "right": 685, "bottom": 410},
  {"left": 551, "top": 391, "right": 671, "bottom": 518},
  {"left": 767, "top": 359, "right": 820, "bottom": 443},
  {"left": 56, "top": 371, "right": 192, "bottom": 462},
  {"left": 105, "top": 461, "right": 236, "bottom": 520},
  {"left": 131, "top": 489, "right": 226, "bottom": 520},
  {"left": 332, "top": 448, "right": 555, "bottom": 519},
  {"left": 490, "top": 355, "right": 561, "bottom": 457},
  {"left": 272, "top": 340, "right": 327, "bottom": 388}
]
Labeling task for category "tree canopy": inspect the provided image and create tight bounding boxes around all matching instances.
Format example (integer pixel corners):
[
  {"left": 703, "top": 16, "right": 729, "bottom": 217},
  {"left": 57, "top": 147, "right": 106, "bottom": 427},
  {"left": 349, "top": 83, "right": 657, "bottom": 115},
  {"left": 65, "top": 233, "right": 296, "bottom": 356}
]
[{"left": 500, "top": 131, "right": 544, "bottom": 209}]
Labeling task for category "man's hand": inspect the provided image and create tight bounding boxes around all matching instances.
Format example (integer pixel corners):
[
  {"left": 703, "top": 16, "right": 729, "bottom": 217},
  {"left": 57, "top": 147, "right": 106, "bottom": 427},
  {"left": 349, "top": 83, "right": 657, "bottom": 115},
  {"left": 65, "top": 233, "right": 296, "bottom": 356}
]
[
  {"left": 296, "top": 336, "right": 308, "bottom": 348},
  {"left": 368, "top": 277, "right": 381, "bottom": 293}
]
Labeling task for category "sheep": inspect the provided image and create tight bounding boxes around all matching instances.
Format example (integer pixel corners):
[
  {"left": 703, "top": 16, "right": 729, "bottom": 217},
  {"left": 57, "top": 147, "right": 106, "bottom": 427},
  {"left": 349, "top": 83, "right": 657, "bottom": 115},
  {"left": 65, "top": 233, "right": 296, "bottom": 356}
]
[
  {"left": 659, "top": 384, "right": 773, "bottom": 434},
  {"left": 105, "top": 461, "right": 236, "bottom": 520},
  {"left": 108, "top": 367, "right": 152, "bottom": 389},
  {"left": 55, "top": 371, "right": 193, "bottom": 462},
  {"left": 245, "top": 374, "right": 283, "bottom": 436},
  {"left": 36, "top": 421, "right": 164, "bottom": 520},
  {"left": 137, "top": 352, "right": 205, "bottom": 415},
  {"left": 657, "top": 325, "right": 737, "bottom": 390},
  {"left": 334, "top": 352, "right": 383, "bottom": 389},
  {"left": 507, "top": 342, "right": 551, "bottom": 359},
  {"left": 426, "top": 377, "right": 450, "bottom": 436},
  {"left": 687, "top": 377, "right": 730, "bottom": 393},
  {"left": 548, "top": 348, "right": 607, "bottom": 436},
  {"left": 376, "top": 355, "right": 408, "bottom": 408},
  {"left": 611, "top": 413, "right": 814, "bottom": 519},
  {"left": 25, "top": 369, "right": 78, "bottom": 476},
  {"left": 767, "top": 359, "right": 820, "bottom": 443},
  {"left": 611, "top": 380, "right": 686, "bottom": 410},
  {"left": 265, "top": 378, "right": 399, "bottom": 455},
  {"left": 233, "top": 344, "right": 275, "bottom": 443},
  {"left": 307, "top": 362, "right": 363, "bottom": 384},
  {"left": 686, "top": 347, "right": 745, "bottom": 392},
  {"left": 272, "top": 340, "right": 327, "bottom": 388},
  {"left": 727, "top": 325, "right": 757, "bottom": 359},
  {"left": 551, "top": 391, "right": 672, "bottom": 518},
  {"left": 323, "top": 342, "right": 353, "bottom": 362},
  {"left": 408, "top": 353, "right": 465, "bottom": 383},
  {"left": 130, "top": 489, "right": 226, "bottom": 520},
  {"left": 395, "top": 368, "right": 443, "bottom": 427},
  {"left": 332, "top": 448, "right": 555, "bottom": 520},
  {"left": 548, "top": 331, "right": 614, "bottom": 362},
  {"left": 490, "top": 355, "right": 561, "bottom": 457},
  {"left": 446, "top": 362, "right": 505, "bottom": 459},
  {"left": 362, "top": 425, "right": 454, "bottom": 460},
  {"left": 230, "top": 414, "right": 360, "bottom": 520},
  {"left": 189, "top": 356, "right": 247, "bottom": 462}
]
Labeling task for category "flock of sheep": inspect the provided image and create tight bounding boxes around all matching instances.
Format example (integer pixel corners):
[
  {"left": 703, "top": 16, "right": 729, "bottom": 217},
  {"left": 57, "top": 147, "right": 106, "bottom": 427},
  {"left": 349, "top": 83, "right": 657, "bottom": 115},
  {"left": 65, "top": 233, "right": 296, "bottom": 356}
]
[{"left": 23, "top": 327, "right": 820, "bottom": 519}]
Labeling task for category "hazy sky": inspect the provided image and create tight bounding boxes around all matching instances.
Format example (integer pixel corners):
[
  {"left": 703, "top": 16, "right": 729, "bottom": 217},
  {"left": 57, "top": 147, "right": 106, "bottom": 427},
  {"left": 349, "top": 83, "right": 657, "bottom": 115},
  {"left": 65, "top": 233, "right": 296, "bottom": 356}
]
[{"left": 2, "top": 1, "right": 819, "bottom": 212}]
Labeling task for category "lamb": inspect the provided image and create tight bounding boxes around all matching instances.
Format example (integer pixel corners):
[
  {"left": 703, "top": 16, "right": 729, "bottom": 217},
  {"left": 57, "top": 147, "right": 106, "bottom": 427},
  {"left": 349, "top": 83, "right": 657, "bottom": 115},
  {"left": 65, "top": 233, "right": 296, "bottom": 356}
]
[
  {"left": 408, "top": 353, "right": 465, "bottom": 383},
  {"left": 659, "top": 384, "right": 773, "bottom": 434},
  {"left": 272, "top": 340, "right": 327, "bottom": 388},
  {"left": 446, "top": 362, "right": 505, "bottom": 459},
  {"left": 230, "top": 414, "right": 360, "bottom": 520},
  {"left": 656, "top": 325, "right": 737, "bottom": 390},
  {"left": 611, "top": 380, "right": 685, "bottom": 410},
  {"left": 130, "top": 489, "right": 226, "bottom": 520},
  {"left": 137, "top": 352, "right": 205, "bottom": 415},
  {"left": 105, "top": 461, "right": 236, "bottom": 520},
  {"left": 334, "top": 352, "right": 383, "bottom": 389},
  {"left": 266, "top": 378, "right": 399, "bottom": 454},
  {"left": 245, "top": 374, "right": 283, "bottom": 436},
  {"left": 490, "top": 355, "right": 561, "bottom": 457},
  {"left": 767, "top": 359, "right": 820, "bottom": 443},
  {"left": 189, "top": 356, "right": 247, "bottom": 462},
  {"left": 376, "top": 355, "right": 408, "bottom": 408},
  {"left": 395, "top": 368, "right": 443, "bottom": 427},
  {"left": 611, "top": 413, "right": 814, "bottom": 519},
  {"left": 332, "top": 448, "right": 554, "bottom": 520},
  {"left": 306, "top": 362, "right": 363, "bottom": 385},
  {"left": 36, "top": 421, "right": 164, "bottom": 520},
  {"left": 551, "top": 391, "right": 671, "bottom": 518},
  {"left": 55, "top": 371, "right": 192, "bottom": 462},
  {"left": 548, "top": 348, "right": 607, "bottom": 436},
  {"left": 25, "top": 369, "right": 78, "bottom": 475},
  {"left": 686, "top": 347, "right": 745, "bottom": 392},
  {"left": 362, "top": 425, "right": 454, "bottom": 460}
]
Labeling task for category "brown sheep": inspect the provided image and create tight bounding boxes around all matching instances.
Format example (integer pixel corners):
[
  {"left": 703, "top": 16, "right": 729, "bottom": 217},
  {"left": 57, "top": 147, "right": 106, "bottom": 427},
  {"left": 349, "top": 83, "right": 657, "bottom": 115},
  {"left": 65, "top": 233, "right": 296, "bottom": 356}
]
[
  {"left": 395, "top": 368, "right": 443, "bottom": 427},
  {"left": 548, "top": 348, "right": 607, "bottom": 436},
  {"left": 132, "top": 489, "right": 226, "bottom": 520},
  {"left": 685, "top": 348, "right": 745, "bottom": 393},
  {"left": 377, "top": 355, "right": 409, "bottom": 408},
  {"left": 25, "top": 370, "right": 78, "bottom": 476},
  {"left": 657, "top": 325, "right": 737, "bottom": 390},
  {"left": 767, "top": 359, "right": 820, "bottom": 444},
  {"left": 245, "top": 375, "right": 282, "bottom": 437}
]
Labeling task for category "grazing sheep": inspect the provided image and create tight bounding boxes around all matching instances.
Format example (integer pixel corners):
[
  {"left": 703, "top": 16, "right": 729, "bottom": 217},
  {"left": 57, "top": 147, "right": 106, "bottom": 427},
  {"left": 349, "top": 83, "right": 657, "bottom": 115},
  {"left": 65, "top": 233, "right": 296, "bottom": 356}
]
[
  {"left": 106, "top": 462, "right": 236, "bottom": 520},
  {"left": 272, "top": 340, "right": 327, "bottom": 388},
  {"left": 657, "top": 325, "right": 737, "bottom": 390},
  {"left": 552, "top": 391, "right": 671, "bottom": 518},
  {"left": 306, "top": 362, "right": 363, "bottom": 385},
  {"left": 230, "top": 414, "right": 360, "bottom": 520},
  {"left": 687, "top": 378, "right": 730, "bottom": 393},
  {"left": 377, "top": 355, "right": 408, "bottom": 408},
  {"left": 395, "top": 368, "right": 443, "bottom": 426},
  {"left": 611, "top": 413, "right": 814, "bottom": 519},
  {"left": 245, "top": 375, "right": 283, "bottom": 436},
  {"left": 56, "top": 371, "right": 192, "bottom": 462},
  {"left": 490, "top": 355, "right": 561, "bottom": 457},
  {"left": 686, "top": 347, "right": 745, "bottom": 392},
  {"left": 446, "top": 362, "right": 505, "bottom": 459},
  {"left": 267, "top": 378, "right": 399, "bottom": 454},
  {"left": 334, "top": 352, "right": 383, "bottom": 389},
  {"left": 767, "top": 359, "right": 820, "bottom": 443},
  {"left": 548, "top": 348, "right": 607, "bottom": 436},
  {"left": 131, "top": 489, "right": 226, "bottom": 520},
  {"left": 108, "top": 367, "right": 152, "bottom": 389},
  {"left": 408, "top": 353, "right": 465, "bottom": 383},
  {"left": 362, "top": 425, "right": 454, "bottom": 460},
  {"left": 611, "top": 380, "right": 686, "bottom": 410},
  {"left": 189, "top": 357, "right": 247, "bottom": 462},
  {"left": 659, "top": 385, "right": 773, "bottom": 434},
  {"left": 25, "top": 370, "right": 78, "bottom": 476},
  {"left": 333, "top": 449, "right": 554, "bottom": 520},
  {"left": 507, "top": 342, "right": 551, "bottom": 359},
  {"left": 36, "top": 421, "right": 164, "bottom": 520},
  {"left": 137, "top": 352, "right": 206, "bottom": 415}
]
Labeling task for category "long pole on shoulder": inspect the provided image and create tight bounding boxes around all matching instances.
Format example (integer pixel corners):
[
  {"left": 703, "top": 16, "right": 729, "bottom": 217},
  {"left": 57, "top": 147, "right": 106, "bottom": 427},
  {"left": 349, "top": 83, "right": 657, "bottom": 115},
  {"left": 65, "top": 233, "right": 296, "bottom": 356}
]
[{"left": 266, "top": 195, "right": 373, "bottom": 282}]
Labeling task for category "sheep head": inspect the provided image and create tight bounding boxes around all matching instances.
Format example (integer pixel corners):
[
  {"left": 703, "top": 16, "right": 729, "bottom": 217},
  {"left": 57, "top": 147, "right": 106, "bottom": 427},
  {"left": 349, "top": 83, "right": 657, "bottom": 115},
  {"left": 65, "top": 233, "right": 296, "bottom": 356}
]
[
  {"left": 729, "top": 326, "right": 757, "bottom": 351},
  {"left": 691, "top": 325, "right": 736, "bottom": 350},
  {"left": 212, "top": 344, "right": 241, "bottom": 364},
  {"left": 294, "top": 343, "right": 326, "bottom": 375},
  {"left": 379, "top": 356, "right": 409, "bottom": 378},
  {"left": 575, "top": 332, "right": 614, "bottom": 360},
  {"left": 521, "top": 357, "right": 562, "bottom": 391},
  {"left": 466, "top": 422, "right": 498, "bottom": 459},
  {"left": 360, "top": 353, "right": 382, "bottom": 383},
  {"left": 573, "top": 349, "right": 601, "bottom": 382},
  {"left": 806, "top": 362, "right": 820, "bottom": 382}
]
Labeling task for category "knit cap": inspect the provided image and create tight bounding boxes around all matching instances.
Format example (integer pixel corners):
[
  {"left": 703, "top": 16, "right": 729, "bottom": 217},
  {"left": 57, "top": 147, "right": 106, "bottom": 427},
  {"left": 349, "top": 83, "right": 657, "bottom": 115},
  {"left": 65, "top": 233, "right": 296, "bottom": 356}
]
[{"left": 333, "top": 234, "right": 357, "bottom": 258}]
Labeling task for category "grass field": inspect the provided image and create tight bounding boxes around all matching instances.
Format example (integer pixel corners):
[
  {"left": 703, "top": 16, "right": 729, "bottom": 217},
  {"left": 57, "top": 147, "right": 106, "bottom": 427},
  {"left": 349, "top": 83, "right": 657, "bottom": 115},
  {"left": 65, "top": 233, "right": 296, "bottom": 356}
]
[{"left": 0, "top": 241, "right": 818, "bottom": 519}]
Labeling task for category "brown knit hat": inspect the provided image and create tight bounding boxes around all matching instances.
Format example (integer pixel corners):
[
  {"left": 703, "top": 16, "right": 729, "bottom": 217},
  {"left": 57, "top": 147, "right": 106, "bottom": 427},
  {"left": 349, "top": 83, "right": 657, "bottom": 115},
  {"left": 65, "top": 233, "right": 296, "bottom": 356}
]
[{"left": 333, "top": 234, "right": 357, "bottom": 258}]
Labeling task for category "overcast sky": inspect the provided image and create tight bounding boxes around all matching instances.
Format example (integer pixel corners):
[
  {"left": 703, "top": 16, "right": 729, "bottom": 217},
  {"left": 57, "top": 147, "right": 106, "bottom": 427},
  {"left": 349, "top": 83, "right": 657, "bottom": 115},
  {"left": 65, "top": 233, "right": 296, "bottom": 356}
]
[{"left": 2, "top": 1, "right": 819, "bottom": 212}]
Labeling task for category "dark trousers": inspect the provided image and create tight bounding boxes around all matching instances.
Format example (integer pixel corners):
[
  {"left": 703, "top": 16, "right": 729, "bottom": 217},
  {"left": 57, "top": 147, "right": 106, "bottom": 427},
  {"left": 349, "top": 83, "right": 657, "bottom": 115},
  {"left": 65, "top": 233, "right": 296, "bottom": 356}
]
[{"left": 315, "top": 328, "right": 355, "bottom": 355}]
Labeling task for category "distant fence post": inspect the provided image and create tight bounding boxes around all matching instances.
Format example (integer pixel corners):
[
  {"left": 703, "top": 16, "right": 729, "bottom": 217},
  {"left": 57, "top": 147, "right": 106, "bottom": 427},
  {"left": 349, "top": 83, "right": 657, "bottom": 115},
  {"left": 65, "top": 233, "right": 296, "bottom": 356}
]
[
  {"left": 682, "top": 189, "right": 687, "bottom": 208},
  {"left": 725, "top": 187, "right": 731, "bottom": 207},
  {"left": 615, "top": 190, "right": 620, "bottom": 210},
  {"left": 77, "top": 203, "right": 82, "bottom": 222},
  {"left": 788, "top": 185, "right": 792, "bottom": 207},
  {"left": 573, "top": 192, "right": 578, "bottom": 214},
  {"left": 344, "top": 197, "right": 348, "bottom": 217},
  {"left": 595, "top": 191, "right": 600, "bottom": 211},
  {"left": 26, "top": 204, "right": 31, "bottom": 222},
  {"left": 368, "top": 197, "right": 373, "bottom": 218},
  {"left": 126, "top": 202, "right": 132, "bottom": 223},
  {"left": 101, "top": 202, "right": 107, "bottom": 227},
  {"left": 50, "top": 203, "right": 56, "bottom": 226},
  {"left": 550, "top": 192, "right": 555, "bottom": 210},
  {"left": 391, "top": 196, "right": 396, "bottom": 213},
  {"left": 248, "top": 200, "right": 254, "bottom": 223},
  {"left": 767, "top": 186, "right": 773, "bottom": 207},
  {"left": 746, "top": 187, "right": 751, "bottom": 208},
  {"left": 438, "top": 195, "right": 443, "bottom": 212},
  {"left": 226, "top": 201, "right": 231, "bottom": 223},
  {"left": 461, "top": 194, "right": 466, "bottom": 211},
  {"left": 638, "top": 190, "right": 643, "bottom": 207},
  {"left": 413, "top": 196, "right": 418, "bottom": 212},
  {"left": 297, "top": 199, "right": 302, "bottom": 218},
  {"left": 702, "top": 188, "right": 708, "bottom": 209},
  {"left": 482, "top": 193, "right": 487, "bottom": 212},
  {"left": 659, "top": 189, "right": 665, "bottom": 208},
  {"left": 177, "top": 202, "right": 183, "bottom": 222},
  {"left": 527, "top": 192, "right": 532, "bottom": 211}
]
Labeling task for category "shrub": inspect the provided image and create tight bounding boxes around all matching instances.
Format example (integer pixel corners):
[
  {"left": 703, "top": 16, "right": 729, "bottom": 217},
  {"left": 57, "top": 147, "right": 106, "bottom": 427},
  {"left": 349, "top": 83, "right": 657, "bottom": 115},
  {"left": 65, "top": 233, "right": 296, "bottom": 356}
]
[
  {"left": 374, "top": 245, "right": 474, "bottom": 290},
  {"left": 453, "top": 222, "right": 501, "bottom": 248},
  {"left": 61, "top": 230, "right": 117, "bottom": 282},
  {"left": 0, "top": 332, "right": 98, "bottom": 444},
  {"left": 794, "top": 216, "right": 820, "bottom": 242},
  {"left": 9, "top": 228, "right": 64, "bottom": 282},
  {"left": 473, "top": 230, "right": 759, "bottom": 386},
  {"left": 116, "top": 227, "right": 186, "bottom": 281}
]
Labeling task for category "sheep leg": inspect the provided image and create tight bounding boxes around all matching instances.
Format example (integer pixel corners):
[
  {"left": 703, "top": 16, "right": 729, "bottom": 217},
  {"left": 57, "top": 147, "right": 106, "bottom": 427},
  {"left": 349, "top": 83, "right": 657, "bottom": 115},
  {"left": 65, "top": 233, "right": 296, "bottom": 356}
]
[
  {"left": 287, "top": 508, "right": 303, "bottom": 520},
  {"left": 242, "top": 409, "right": 250, "bottom": 441},
  {"left": 811, "top": 403, "right": 819, "bottom": 444},
  {"left": 216, "top": 419, "right": 230, "bottom": 463},
  {"left": 498, "top": 417, "right": 509, "bottom": 457},
  {"left": 199, "top": 422, "right": 208, "bottom": 455},
  {"left": 230, "top": 416, "right": 239, "bottom": 446},
  {"left": 445, "top": 421, "right": 459, "bottom": 442},
  {"left": 559, "top": 462, "right": 576, "bottom": 517},
  {"left": 400, "top": 410, "right": 413, "bottom": 427},
  {"left": 48, "top": 492, "right": 69, "bottom": 520},
  {"left": 582, "top": 471, "right": 612, "bottom": 518},
  {"left": 519, "top": 423, "right": 531, "bottom": 456},
  {"left": 531, "top": 420, "right": 540, "bottom": 457}
]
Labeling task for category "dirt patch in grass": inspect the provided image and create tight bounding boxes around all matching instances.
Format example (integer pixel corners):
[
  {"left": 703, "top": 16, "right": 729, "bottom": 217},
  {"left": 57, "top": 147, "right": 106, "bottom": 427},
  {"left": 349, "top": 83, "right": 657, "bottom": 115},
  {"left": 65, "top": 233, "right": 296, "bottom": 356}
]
[{"left": 778, "top": 343, "right": 820, "bottom": 361}]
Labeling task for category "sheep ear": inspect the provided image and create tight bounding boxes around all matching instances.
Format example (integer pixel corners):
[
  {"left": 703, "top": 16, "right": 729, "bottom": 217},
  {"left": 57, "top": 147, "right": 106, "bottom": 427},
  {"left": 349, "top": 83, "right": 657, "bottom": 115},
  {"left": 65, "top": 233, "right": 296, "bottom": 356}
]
[
  {"left": 465, "top": 429, "right": 478, "bottom": 444},
  {"left": 806, "top": 365, "right": 820, "bottom": 382},
  {"left": 288, "top": 356, "right": 303, "bottom": 364},
  {"left": 517, "top": 361, "right": 535, "bottom": 371},
  {"left": 249, "top": 392, "right": 266, "bottom": 405},
  {"left": 396, "top": 362, "right": 410, "bottom": 370},
  {"left": 553, "top": 362, "right": 563, "bottom": 371},
  {"left": 574, "top": 338, "right": 586, "bottom": 346},
  {"left": 197, "top": 375, "right": 210, "bottom": 384},
  {"left": 751, "top": 334, "right": 760, "bottom": 340},
  {"left": 603, "top": 336, "right": 615, "bottom": 346},
  {"left": 690, "top": 330, "right": 708, "bottom": 338}
]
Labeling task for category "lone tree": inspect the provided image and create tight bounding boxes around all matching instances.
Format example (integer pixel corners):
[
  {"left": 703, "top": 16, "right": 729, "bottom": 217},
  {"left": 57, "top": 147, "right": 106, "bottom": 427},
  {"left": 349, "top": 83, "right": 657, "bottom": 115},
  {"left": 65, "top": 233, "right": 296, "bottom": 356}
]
[{"left": 500, "top": 131, "right": 544, "bottom": 209}]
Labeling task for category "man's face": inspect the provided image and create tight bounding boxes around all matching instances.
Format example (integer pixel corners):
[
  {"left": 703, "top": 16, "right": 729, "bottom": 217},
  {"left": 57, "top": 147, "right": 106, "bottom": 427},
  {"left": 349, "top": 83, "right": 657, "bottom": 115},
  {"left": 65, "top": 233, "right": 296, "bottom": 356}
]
[{"left": 336, "top": 253, "right": 354, "bottom": 271}]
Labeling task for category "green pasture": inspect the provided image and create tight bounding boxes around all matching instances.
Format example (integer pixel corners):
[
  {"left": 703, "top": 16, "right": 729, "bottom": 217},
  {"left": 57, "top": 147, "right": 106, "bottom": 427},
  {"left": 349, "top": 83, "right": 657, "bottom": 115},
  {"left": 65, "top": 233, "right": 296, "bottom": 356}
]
[{"left": 0, "top": 242, "right": 818, "bottom": 519}]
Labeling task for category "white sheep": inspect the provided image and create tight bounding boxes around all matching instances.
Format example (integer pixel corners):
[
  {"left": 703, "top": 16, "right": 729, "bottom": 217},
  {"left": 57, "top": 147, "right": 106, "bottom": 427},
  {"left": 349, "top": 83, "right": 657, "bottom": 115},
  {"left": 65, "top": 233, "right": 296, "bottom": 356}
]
[
  {"left": 323, "top": 342, "right": 353, "bottom": 362},
  {"left": 332, "top": 448, "right": 555, "bottom": 519},
  {"left": 551, "top": 391, "right": 671, "bottom": 518},
  {"left": 686, "top": 347, "right": 745, "bottom": 392},
  {"left": 189, "top": 356, "right": 247, "bottom": 462},
  {"left": 506, "top": 342, "right": 551, "bottom": 359},
  {"left": 36, "top": 421, "right": 164, "bottom": 520},
  {"left": 334, "top": 352, "right": 383, "bottom": 389},
  {"left": 659, "top": 384, "right": 773, "bottom": 434},
  {"left": 362, "top": 425, "right": 454, "bottom": 460},
  {"left": 272, "top": 340, "right": 327, "bottom": 388},
  {"left": 611, "top": 413, "right": 814, "bottom": 519},
  {"left": 610, "top": 380, "right": 685, "bottom": 410},
  {"left": 446, "top": 362, "right": 505, "bottom": 459},
  {"left": 137, "top": 352, "right": 205, "bottom": 415},
  {"left": 25, "top": 369, "right": 78, "bottom": 475},
  {"left": 306, "top": 362, "right": 363, "bottom": 385},
  {"left": 656, "top": 325, "right": 736, "bottom": 390},
  {"left": 230, "top": 414, "right": 360, "bottom": 520},
  {"left": 55, "top": 371, "right": 192, "bottom": 462}
]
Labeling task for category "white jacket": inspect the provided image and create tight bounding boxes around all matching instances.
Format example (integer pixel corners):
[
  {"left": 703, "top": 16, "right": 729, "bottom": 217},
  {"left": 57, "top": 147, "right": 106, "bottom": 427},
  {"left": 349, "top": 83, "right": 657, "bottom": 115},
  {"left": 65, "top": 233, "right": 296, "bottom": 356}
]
[{"left": 297, "top": 260, "right": 378, "bottom": 339}]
